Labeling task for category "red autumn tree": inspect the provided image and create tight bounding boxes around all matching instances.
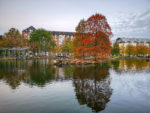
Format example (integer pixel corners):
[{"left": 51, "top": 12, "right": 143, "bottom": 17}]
[
  {"left": 86, "top": 14, "right": 112, "bottom": 60},
  {"left": 73, "top": 14, "right": 112, "bottom": 60}
]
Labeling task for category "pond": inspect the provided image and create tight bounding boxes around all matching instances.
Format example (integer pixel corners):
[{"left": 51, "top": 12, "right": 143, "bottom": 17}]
[{"left": 0, "top": 59, "right": 150, "bottom": 113}]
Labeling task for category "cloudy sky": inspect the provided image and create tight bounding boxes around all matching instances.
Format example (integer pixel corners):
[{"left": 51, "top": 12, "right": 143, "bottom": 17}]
[{"left": 0, "top": 0, "right": 150, "bottom": 39}]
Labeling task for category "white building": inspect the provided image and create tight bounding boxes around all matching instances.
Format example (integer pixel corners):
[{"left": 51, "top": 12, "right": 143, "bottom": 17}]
[{"left": 116, "top": 37, "right": 150, "bottom": 47}]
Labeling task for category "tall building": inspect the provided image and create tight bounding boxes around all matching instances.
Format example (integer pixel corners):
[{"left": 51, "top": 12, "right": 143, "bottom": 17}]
[
  {"left": 22, "top": 26, "right": 75, "bottom": 55},
  {"left": 22, "top": 26, "right": 36, "bottom": 40}
]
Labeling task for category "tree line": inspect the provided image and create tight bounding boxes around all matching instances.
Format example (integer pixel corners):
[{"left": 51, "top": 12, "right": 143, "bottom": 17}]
[
  {"left": 1, "top": 13, "right": 149, "bottom": 58},
  {"left": 111, "top": 42, "right": 150, "bottom": 57},
  {"left": 0, "top": 13, "right": 112, "bottom": 59},
  {"left": 0, "top": 28, "right": 56, "bottom": 57}
]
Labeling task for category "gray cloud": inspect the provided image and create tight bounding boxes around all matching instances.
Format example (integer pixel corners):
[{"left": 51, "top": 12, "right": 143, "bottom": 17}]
[
  {"left": 110, "top": 9, "right": 150, "bottom": 39},
  {"left": 0, "top": 0, "right": 149, "bottom": 38}
]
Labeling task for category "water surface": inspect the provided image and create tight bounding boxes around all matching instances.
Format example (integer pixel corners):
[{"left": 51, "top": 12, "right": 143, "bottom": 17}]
[{"left": 0, "top": 59, "right": 150, "bottom": 113}]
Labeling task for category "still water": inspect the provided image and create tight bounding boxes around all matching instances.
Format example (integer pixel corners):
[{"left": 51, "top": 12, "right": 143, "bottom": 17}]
[{"left": 0, "top": 59, "right": 150, "bottom": 113}]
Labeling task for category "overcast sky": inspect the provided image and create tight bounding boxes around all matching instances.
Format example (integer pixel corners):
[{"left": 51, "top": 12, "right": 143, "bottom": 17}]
[{"left": 0, "top": 0, "right": 150, "bottom": 39}]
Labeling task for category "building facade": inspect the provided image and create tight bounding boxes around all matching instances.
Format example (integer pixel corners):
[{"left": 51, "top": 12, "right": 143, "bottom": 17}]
[
  {"left": 116, "top": 37, "right": 150, "bottom": 56},
  {"left": 22, "top": 26, "right": 36, "bottom": 40},
  {"left": 22, "top": 26, "right": 75, "bottom": 55},
  {"left": 51, "top": 31, "right": 74, "bottom": 54},
  {"left": 116, "top": 37, "right": 150, "bottom": 47}
]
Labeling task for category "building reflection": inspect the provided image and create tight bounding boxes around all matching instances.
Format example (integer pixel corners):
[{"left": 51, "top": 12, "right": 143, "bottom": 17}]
[
  {"left": 111, "top": 59, "right": 150, "bottom": 73},
  {"left": 72, "top": 64, "right": 112, "bottom": 113},
  {"left": 55, "top": 66, "right": 72, "bottom": 81}
]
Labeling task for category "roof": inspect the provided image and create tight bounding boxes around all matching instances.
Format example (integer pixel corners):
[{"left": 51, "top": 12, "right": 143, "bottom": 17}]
[
  {"left": 22, "top": 26, "right": 74, "bottom": 36},
  {"left": 116, "top": 37, "right": 150, "bottom": 43},
  {"left": 22, "top": 26, "right": 36, "bottom": 32},
  {"left": 50, "top": 31, "right": 75, "bottom": 36}
]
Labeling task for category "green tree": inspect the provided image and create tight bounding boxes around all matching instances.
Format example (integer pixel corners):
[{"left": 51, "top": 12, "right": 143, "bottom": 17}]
[
  {"left": 30, "top": 29, "right": 56, "bottom": 56},
  {"left": 111, "top": 42, "right": 120, "bottom": 55},
  {"left": 61, "top": 38, "right": 73, "bottom": 55}
]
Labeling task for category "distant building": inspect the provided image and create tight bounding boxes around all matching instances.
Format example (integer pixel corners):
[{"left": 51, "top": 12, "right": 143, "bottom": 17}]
[
  {"left": 116, "top": 37, "right": 150, "bottom": 47},
  {"left": 51, "top": 31, "right": 74, "bottom": 55},
  {"left": 22, "top": 26, "right": 75, "bottom": 55},
  {"left": 22, "top": 26, "right": 36, "bottom": 40}
]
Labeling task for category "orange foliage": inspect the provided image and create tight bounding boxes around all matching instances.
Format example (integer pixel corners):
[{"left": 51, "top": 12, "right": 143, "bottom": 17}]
[{"left": 73, "top": 14, "right": 112, "bottom": 60}]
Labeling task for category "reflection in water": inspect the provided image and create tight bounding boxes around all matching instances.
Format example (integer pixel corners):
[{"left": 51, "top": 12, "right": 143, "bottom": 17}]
[
  {"left": 1, "top": 59, "right": 149, "bottom": 90},
  {"left": 0, "top": 59, "right": 150, "bottom": 113},
  {"left": 0, "top": 60, "right": 28, "bottom": 89},
  {"left": 111, "top": 59, "right": 150, "bottom": 73},
  {"left": 111, "top": 60, "right": 120, "bottom": 71},
  {"left": 0, "top": 60, "right": 113, "bottom": 112},
  {"left": 55, "top": 66, "right": 72, "bottom": 81},
  {"left": 72, "top": 64, "right": 112, "bottom": 112},
  {"left": 0, "top": 59, "right": 56, "bottom": 89},
  {"left": 28, "top": 60, "right": 56, "bottom": 86}
]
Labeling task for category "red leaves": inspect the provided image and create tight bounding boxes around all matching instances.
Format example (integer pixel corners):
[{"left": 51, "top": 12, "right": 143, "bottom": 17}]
[
  {"left": 73, "top": 14, "right": 112, "bottom": 59},
  {"left": 86, "top": 14, "right": 112, "bottom": 37}
]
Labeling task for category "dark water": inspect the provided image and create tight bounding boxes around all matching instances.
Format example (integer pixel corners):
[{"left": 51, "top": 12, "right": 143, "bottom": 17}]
[{"left": 0, "top": 59, "right": 150, "bottom": 113}]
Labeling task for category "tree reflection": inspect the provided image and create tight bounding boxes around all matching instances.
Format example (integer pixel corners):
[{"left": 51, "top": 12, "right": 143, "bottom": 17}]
[
  {"left": 110, "top": 59, "right": 150, "bottom": 73},
  {"left": 62, "top": 65, "right": 74, "bottom": 78},
  {"left": 73, "top": 63, "right": 112, "bottom": 113},
  {"left": 111, "top": 60, "right": 120, "bottom": 71},
  {"left": 0, "top": 60, "right": 29, "bottom": 89},
  {"left": 28, "top": 60, "right": 56, "bottom": 87},
  {"left": 119, "top": 59, "right": 150, "bottom": 72},
  {"left": 0, "top": 59, "right": 56, "bottom": 89}
]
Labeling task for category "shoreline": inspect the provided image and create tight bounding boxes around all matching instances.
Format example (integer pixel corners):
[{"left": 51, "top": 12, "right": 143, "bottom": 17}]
[
  {"left": 0, "top": 57, "right": 149, "bottom": 67},
  {"left": 0, "top": 56, "right": 149, "bottom": 60}
]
